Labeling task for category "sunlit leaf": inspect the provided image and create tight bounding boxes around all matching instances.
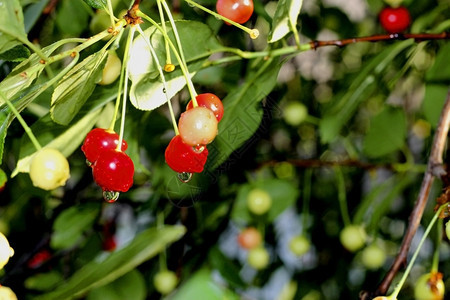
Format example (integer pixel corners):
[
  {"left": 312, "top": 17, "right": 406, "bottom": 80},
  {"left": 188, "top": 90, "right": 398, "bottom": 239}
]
[
  {"left": 35, "top": 225, "right": 186, "bottom": 300},
  {"left": 0, "top": 0, "right": 27, "bottom": 54},
  {"left": 128, "top": 20, "right": 222, "bottom": 111},
  {"left": 268, "top": 0, "right": 303, "bottom": 43},
  {"left": 51, "top": 51, "right": 108, "bottom": 125}
]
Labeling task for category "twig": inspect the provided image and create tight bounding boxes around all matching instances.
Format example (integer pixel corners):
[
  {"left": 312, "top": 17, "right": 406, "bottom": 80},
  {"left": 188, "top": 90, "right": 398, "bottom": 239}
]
[
  {"left": 310, "top": 32, "right": 450, "bottom": 49},
  {"left": 360, "top": 90, "right": 450, "bottom": 299}
]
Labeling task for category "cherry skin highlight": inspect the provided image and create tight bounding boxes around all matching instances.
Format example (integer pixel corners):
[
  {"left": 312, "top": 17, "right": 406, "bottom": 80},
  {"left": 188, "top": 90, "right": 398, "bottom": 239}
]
[
  {"left": 165, "top": 135, "right": 209, "bottom": 173},
  {"left": 186, "top": 93, "right": 224, "bottom": 122},
  {"left": 82, "top": 128, "right": 128, "bottom": 165},
  {"left": 379, "top": 6, "right": 411, "bottom": 33},
  {"left": 178, "top": 107, "right": 218, "bottom": 146},
  {"left": 216, "top": 0, "right": 254, "bottom": 25},
  {"left": 92, "top": 150, "right": 134, "bottom": 193}
]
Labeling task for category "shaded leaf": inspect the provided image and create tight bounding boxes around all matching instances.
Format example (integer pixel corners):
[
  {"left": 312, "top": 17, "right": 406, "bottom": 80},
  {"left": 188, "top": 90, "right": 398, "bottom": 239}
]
[
  {"left": 363, "top": 107, "right": 407, "bottom": 158},
  {"left": 86, "top": 270, "right": 146, "bottom": 300},
  {"left": 82, "top": 0, "right": 107, "bottom": 9},
  {"left": 56, "top": 0, "right": 90, "bottom": 36},
  {"left": 128, "top": 20, "right": 222, "bottom": 111},
  {"left": 0, "top": 168, "right": 6, "bottom": 189},
  {"left": 25, "top": 271, "right": 63, "bottom": 291},
  {"left": 51, "top": 51, "right": 108, "bottom": 125},
  {"left": 423, "top": 84, "right": 448, "bottom": 128},
  {"left": 268, "top": 0, "right": 303, "bottom": 43},
  {"left": 0, "top": 44, "right": 30, "bottom": 62},
  {"left": 0, "top": 0, "right": 27, "bottom": 54},
  {"left": 51, "top": 203, "right": 101, "bottom": 250},
  {"left": 209, "top": 247, "right": 245, "bottom": 288},
  {"left": 35, "top": 225, "right": 186, "bottom": 300}
]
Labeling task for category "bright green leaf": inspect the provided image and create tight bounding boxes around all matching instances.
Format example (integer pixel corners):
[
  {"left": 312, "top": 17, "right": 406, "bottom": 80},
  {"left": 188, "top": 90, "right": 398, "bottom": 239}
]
[
  {"left": 268, "top": 0, "right": 303, "bottom": 43},
  {"left": 50, "top": 203, "right": 100, "bottom": 250},
  {"left": 231, "top": 179, "right": 299, "bottom": 223},
  {"left": 82, "top": 0, "right": 107, "bottom": 9},
  {"left": 25, "top": 271, "right": 63, "bottom": 291},
  {"left": 363, "top": 107, "right": 407, "bottom": 158},
  {"left": 170, "top": 268, "right": 239, "bottom": 300},
  {"left": 0, "top": 0, "right": 27, "bottom": 55},
  {"left": 51, "top": 50, "right": 108, "bottom": 125},
  {"left": 35, "top": 225, "right": 186, "bottom": 300},
  {"left": 128, "top": 20, "right": 222, "bottom": 111},
  {"left": 86, "top": 270, "right": 146, "bottom": 300}
]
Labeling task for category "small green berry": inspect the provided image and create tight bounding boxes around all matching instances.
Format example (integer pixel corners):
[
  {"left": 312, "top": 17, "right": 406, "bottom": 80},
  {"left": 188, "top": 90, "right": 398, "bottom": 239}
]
[
  {"left": 247, "top": 247, "right": 270, "bottom": 270},
  {"left": 339, "top": 225, "right": 366, "bottom": 252},
  {"left": 247, "top": 188, "right": 272, "bottom": 215},
  {"left": 153, "top": 270, "right": 178, "bottom": 295}
]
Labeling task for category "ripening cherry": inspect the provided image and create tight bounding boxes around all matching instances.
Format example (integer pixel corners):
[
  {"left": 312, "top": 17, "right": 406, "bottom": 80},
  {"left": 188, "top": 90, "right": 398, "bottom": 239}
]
[
  {"left": 98, "top": 51, "right": 122, "bottom": 85},
  {"left": 92, "top": 149, "right": 134, "bottom": 194},
  {"left": 379, "top": 6, "right": 411, "bottom": 33},
  {"left": 178, "top": 107, "right": 218, "bottom": 146},
  {"left": 165, "top": 135, "right": 209, "bottom": 173},
  {"left": 0, "top": 232, "right": 14, "bottom": 270},
  {"left": 186, "top": 93, "right": 224, "bottom": 122},
  {"left": 81, "top": 128, "right": 128, "bottom": 165},
  {"left": 29, "top": 148, "right": 70, "bottom": 190},
  {"left": 216, "top": 0, "right": 254, "bottom": 25},
  {"left": 238, "top": 227, "right": 262, "bottom": 249},
  {"left": 414, "top": 272, "right": 445, "bottom": 300}
]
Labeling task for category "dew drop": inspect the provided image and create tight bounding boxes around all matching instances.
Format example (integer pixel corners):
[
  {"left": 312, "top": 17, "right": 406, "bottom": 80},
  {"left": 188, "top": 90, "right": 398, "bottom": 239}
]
[
  {"left": 177, "top": 172, "right": 193, "bottom": 183},
  {"left": 192, "top": 145, "right": 205, "bottom": 153},
  {"left": 85, "top": 159, "right": 93, "bottom": 167},
  {"left": 103, "top": 190, "right": 120, "bottom": 203}
]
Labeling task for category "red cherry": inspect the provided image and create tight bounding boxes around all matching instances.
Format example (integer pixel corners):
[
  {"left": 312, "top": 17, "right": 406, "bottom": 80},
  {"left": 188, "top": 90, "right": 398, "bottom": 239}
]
[
  {"left": 216, "top": 0, "right": 254, "bottom": 25},
  {"left": 186, "top": 93, "right": 224, "bottom": 122},
  {"left": 92, "top": 150, "right": 134, "bottom": 193},
  {"left": 237, "top": 227, "right": 262, "bottom": 249},
  {"left": 27, "top": 249, "right": 52, "bottom": 269},
  {"left": 81, "top": 128, "right": 128, "bottom": 165},
  {"left": 165, "top": 135, "right": 209, "bottom": 173},
  {"left": 379, "top": 6, "right": 411, "bottom": 33}
]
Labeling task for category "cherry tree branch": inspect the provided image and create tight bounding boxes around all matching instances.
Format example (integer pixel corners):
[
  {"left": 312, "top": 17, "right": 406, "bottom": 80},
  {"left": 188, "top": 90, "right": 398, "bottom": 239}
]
[
  {"left": 309, "top": 32, "right": 450, "bottom": 49},
  {"left": 360, "top": 90, "right": 450, "bottom": 299}
]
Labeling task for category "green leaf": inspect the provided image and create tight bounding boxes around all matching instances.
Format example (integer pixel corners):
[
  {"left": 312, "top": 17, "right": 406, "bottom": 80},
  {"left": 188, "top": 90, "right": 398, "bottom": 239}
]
[
  {"left": 231, "top": 179, "right": 299, "bottom": 223},
  {"left": 25, "top": 271, "right": 63, "bottom": 291},
  {"left": 82, "top": 0, "right": 107, "bottom": 9},
  {"left": 206, "top": 58, "right": 282, "bottom": 171},
  {"left": 12, "top": 107, "right": 102, "bottom": 176},
  {"left": 426, "top": 43, "right": 450, "bottom": 82},
  {"left": 362, "top": 107, "right": 407, "bottom": 158},
  {"left": 23, "top": 0, "right": 51, "bottom": 33},
  {"left": 51, "top": 50, "right": 108, "bottom": 125},
  {"left": 56, "top": 0, "right": 90, "bottom": 36},
  {"left": 209, "top": 247, "right": 245, "bottom": 288},
  {"left": 50, "top": 203, "right": 100, "bottom": 250},
  {"left": 268, "top": 0, "right": 303, "bottom": 43},
  {"left": 86, "top": 270, "right": 146, "bottom": 300},
  {"left": 128, "top": 20, "right": 222, "bottom": 111},
  {"left": 422, "top": 84, "right": 448, "bottom": 127},
  {"left": 35, "top": 225, "right": 186, "bottom": 300},
  {"left": 0, "top": 0, "right": 27, "bottom": 55},
  {"left": 319, "top": 40, "right": 414, "bottom": 143},
  {"left": 0, "top": 168, "right": 6, "bottom": 189},
  {"left": 0, "top": 111, "right": 7, "bottom": 164},
  {"left": 170, "top": 268, "right": 239, "bottom": 300},
  {"left": 0, "top": 44, "right": 30, "bottom": 62}
]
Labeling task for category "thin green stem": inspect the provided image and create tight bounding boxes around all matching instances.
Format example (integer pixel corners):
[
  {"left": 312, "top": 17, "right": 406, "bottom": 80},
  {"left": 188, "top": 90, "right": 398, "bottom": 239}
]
[
  {"left": 106, "top": 0, "right": 116, "bottom": 27},
  {"left": 431, "top": 218, "right": 443, "bottom": 273},
  {"left": 289, "top": 18, "right": 301, "bottom": 49},
  {"left": 335, "top": 166, "right": 351, "bottom": 227},
  {"left": 137, "top": 11, "right": 198, "bottom": 103},
  {"left": 157, "top": 211, "right": 168, "bottom": 271},
  {"left": 136, "top": 26, "right": 179, "bottom": 135},
  {"left": 0, "top": 92, "right": 42, "bottom": 151},
  {"left": 302, "top": 169, "right": 312, "bottom": 233},
  {"left": 156, "top": 0, "right": 172, "bottom": 66},
  {"left": 389, "top": 204, "right": 446, "bottom": 299},
  {"left": 183, "top": 0, "right": 259, "bottom": 39},
  {"left": 116, "top": 26, "right": 136, "bottom": 149}
]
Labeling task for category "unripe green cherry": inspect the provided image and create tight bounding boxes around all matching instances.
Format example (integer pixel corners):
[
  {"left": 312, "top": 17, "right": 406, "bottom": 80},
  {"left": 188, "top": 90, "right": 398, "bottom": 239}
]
[
  {"left": 289, "top": 235, "right": 310, "bottom": 257},
  {"left": 414, "top": 272, "right": 445, "bottom": 300},
  {"left": 98, "top": 51, "right": 122, "bottom": 85},
  {"left": 445, "top": 220, "right": 450, "bottom": 241},
  {"left": 153, "top": 270, "right": 178, "bottom": 295},
  {"left": 90, "top": 10, "right": 111, "bottom": 35},
  {"left": 0, "top": 232, "right": 14, "bottom": 270},
  {"left": 283, "top": 102, "right": 308, "bottom": 126},
  {"left": 339, "top": 225, "right": 366, "bottom": 252},
  {"left": 247, "top": 247, "right": 269, "bottom": 270},
  {"left": 29, "top": 148, "right": 70, "bottom": 190},
  {"left": 247, "top": 188, "right": 272, "bottom": 215},
  {"left": 361, "top": 244, "right": 386, "bottom": 269}
]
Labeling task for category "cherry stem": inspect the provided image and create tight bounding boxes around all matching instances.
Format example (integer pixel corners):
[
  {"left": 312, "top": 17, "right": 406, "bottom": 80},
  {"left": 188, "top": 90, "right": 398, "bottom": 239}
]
[
  {"left": 156, "top": 0, "right": 172, "bottom": 66},
  {"left": 157, "top": 211, "right": 168, "bottom": 271},
  {"left": 136, "top": 25, "right": 179, "bottom": 135},
  {"left": 116, "top": 26, "right": 136, "bottom": 150},
  {"left": 137, "top": 11, "right": 198, "bottom": 103},
  {"left": 301, "top": 169, "right": 312, "bottom": 234},
  {"left": 0, "top": 92, "right": 42, "bottom": 152},
  {"left": 335, "top": 167, "right": 351, "bottom": 227},
  {"left": 105, "top": 0, "right": 116, "bottom": 27},
  {"left": 388, "top": 204, "right": 446, "bottom": 299},
  {"left": 430, "top": 218, "right": 442, "bottom": 273},
  {"left": 183, "top": 0, "right": 259, "bottom": 39},
  {"left": 289, "top": 18, "right": 301, "bottom": 49}
]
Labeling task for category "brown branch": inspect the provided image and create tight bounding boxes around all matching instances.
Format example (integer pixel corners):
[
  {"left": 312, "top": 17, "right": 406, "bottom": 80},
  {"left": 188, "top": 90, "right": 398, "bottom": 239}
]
[
  {"left": 310, "top": 32, "right": 450, "bottom": 49},
  {"left": 360, "top": 90, "right": 450, "bottom": 300}
]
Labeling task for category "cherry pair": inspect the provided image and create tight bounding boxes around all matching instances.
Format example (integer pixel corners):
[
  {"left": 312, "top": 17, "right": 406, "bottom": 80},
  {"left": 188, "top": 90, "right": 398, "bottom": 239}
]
[
  {"left": 82, "top": 128, "right": 134, "bottom": 200},
  {"left": 165, "top": 93, "right": 224, "bottom": 174}
]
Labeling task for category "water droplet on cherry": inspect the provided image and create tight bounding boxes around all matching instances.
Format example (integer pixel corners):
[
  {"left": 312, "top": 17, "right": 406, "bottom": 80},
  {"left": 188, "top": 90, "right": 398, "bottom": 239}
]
[
  {"left": 103, "top": 190, "right": 120, "bottom": 202},
  {"left": 177, "top": 172, "right": 193, "bottom": 183},
  {"left": 192, "top": 145, "right": 205, "bottom": 153},
  {"left": 86, "top": 159, "right": 93, "bottom": 167}
]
